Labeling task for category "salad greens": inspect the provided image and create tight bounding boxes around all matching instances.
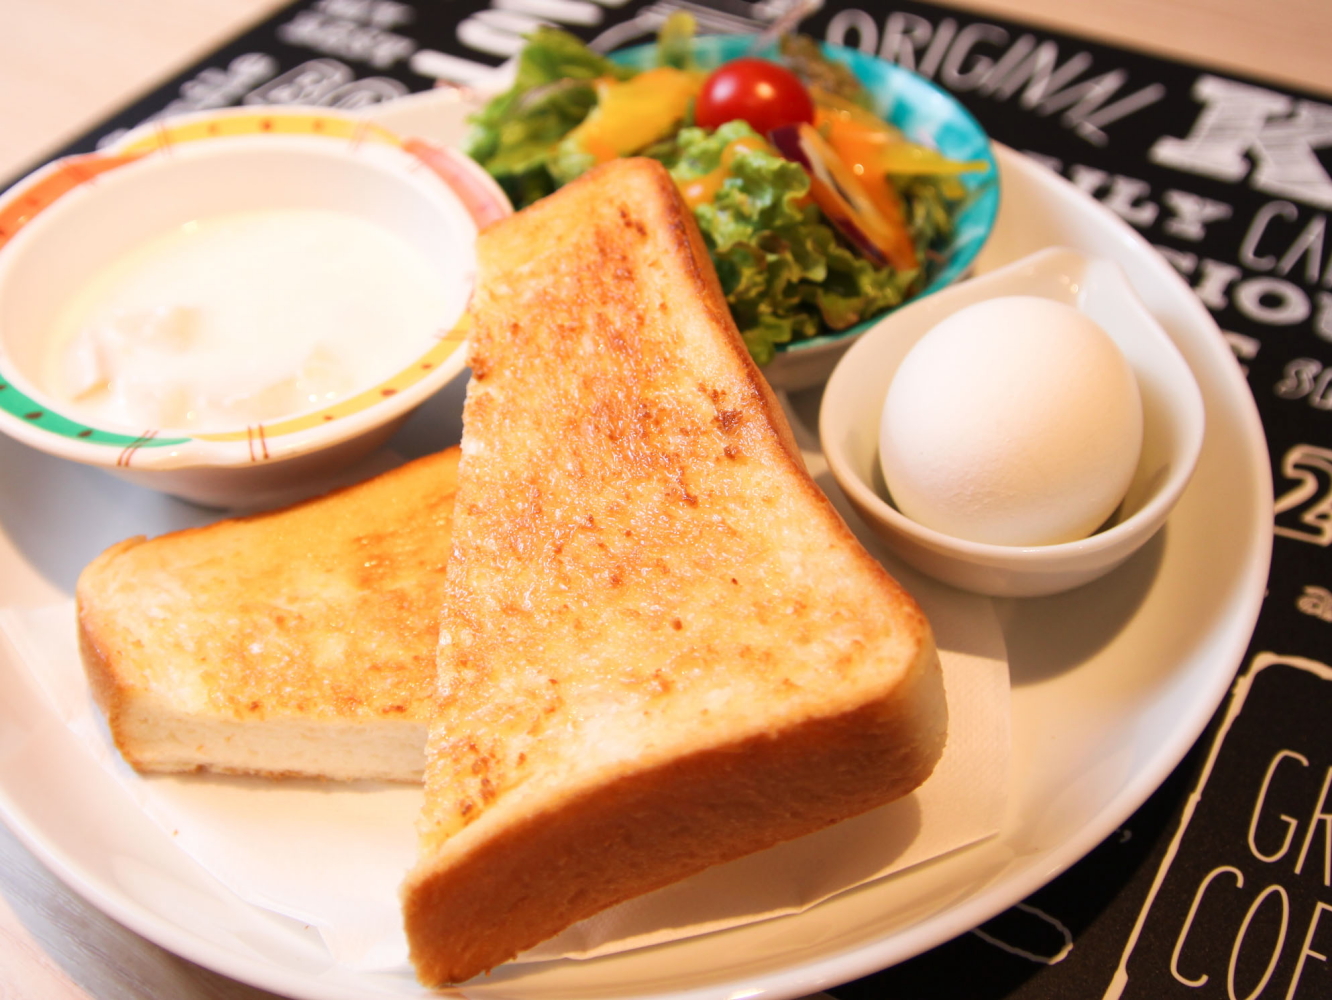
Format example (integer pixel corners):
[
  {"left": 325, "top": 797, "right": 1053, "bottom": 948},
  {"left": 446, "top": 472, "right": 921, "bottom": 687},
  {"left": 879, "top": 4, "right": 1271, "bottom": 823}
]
[
  {"left": 463, "top": 25, "right": 962, "bottom": 365},
  {"left": 464, "top": 30, "right": 632, "bottom": 206},
  {"left": 669, "top": 122, "right": 918, "bottom": 363}
]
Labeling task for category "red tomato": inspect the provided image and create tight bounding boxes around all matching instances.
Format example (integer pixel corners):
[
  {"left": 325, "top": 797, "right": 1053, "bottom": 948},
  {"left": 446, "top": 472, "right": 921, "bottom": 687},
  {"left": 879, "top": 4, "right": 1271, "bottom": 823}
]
[{"left": 694, "top": 58, "right": 816, "bottom": 135}]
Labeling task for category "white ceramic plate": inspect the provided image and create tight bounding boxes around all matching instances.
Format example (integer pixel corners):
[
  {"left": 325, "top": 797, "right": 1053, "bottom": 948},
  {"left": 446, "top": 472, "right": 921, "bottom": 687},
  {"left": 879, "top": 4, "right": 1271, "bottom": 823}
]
[{"left": 0, "top": 86, "right": 1271, "bottom": 1000}]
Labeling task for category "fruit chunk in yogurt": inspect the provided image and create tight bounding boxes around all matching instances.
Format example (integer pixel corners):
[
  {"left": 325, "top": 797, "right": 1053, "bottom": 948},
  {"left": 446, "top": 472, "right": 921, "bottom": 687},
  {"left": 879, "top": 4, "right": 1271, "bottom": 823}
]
[{"left": 46, "top": 207, "right": 457, "bottom": 432}]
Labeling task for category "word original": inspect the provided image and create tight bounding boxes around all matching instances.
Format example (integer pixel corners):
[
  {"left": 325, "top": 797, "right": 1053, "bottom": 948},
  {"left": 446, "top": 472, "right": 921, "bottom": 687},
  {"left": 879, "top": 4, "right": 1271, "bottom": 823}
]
[{"left": 827, "top": 10, "right": 1164, "bottom": 145}]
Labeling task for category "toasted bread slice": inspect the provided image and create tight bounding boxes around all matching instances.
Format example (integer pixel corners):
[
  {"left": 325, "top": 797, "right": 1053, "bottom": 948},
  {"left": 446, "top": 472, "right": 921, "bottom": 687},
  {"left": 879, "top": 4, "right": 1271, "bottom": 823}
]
[
  {"left": 76, "top": 448, "right": 460, "bottom": 782},
  {"left": 401, "top": 159, "right": 947, "bottom": 984}
]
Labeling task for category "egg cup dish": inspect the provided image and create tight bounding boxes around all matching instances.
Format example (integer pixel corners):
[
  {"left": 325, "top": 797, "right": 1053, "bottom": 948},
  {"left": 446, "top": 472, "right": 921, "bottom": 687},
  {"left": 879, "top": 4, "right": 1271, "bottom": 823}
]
[{"left": 820, "top": 246, "right": 1206, "bottom": 597}]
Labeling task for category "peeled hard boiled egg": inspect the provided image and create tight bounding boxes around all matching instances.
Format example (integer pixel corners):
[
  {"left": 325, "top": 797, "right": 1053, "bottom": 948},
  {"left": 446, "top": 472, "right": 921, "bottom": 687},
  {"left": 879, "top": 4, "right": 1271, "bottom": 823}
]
[{"left": 878, "top": 295, "right": 1143, "bottom": 547}]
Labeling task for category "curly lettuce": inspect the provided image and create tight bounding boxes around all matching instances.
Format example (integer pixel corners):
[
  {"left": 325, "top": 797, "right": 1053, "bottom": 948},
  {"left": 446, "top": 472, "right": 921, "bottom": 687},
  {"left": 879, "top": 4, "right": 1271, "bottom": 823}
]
[
  {"left": 463, "top": 27, "right": 632, "bottom": 206},
  {"left": 463, "top": 28, "right": 959, "bottom": 366},
  {"left": 669, "top": 122, "right": 920, "bottom": 365}
]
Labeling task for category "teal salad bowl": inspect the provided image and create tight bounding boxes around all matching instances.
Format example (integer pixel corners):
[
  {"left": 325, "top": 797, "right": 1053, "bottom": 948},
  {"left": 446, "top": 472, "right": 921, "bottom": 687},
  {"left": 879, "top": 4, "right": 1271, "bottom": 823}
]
[{"left": 613, "top": 35, "right": 1001, "bottom": 390}]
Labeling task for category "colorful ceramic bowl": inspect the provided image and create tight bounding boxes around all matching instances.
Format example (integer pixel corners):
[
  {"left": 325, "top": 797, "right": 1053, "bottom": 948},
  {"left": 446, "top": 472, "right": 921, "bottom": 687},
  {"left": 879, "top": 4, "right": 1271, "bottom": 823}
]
[
  {"left": 612, "top": 35, "right": 1001, "bottom": 391},
  {"left": 0, "top": 107, "right": 509, "bottom": 508}
]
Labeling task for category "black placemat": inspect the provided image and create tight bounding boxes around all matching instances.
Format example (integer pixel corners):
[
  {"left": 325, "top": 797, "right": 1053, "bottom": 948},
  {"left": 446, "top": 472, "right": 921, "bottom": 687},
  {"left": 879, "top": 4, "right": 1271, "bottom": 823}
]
[{"left": 18, "top": 2, "right": 1332, "bottom": 997}]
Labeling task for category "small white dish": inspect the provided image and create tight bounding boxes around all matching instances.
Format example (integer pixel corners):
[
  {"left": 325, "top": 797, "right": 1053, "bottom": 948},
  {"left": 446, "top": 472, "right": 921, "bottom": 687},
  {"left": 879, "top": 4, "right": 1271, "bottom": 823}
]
[
  {"left": 820, "top": 246, "right": 1206, "bottom": 597},
  {"left": 0, "top": 106, "right": 509, "bottom": 508}
]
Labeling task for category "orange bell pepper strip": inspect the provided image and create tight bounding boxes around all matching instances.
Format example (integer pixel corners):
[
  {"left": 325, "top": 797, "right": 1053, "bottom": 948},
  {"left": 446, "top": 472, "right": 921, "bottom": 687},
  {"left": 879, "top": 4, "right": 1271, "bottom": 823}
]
[{"left": 810, "top": 110, "right": 918, "bottom": 271}]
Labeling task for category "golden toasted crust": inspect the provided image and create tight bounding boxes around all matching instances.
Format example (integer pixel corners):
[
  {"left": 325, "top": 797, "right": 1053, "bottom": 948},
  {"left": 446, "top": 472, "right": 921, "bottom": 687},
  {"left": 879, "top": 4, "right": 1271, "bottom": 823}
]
[
  {"left": 77, "top": 448, "right": 461, "bottom": 780},
  {"left": 402, "top": 160, "right": 946, "bottom": 984}
]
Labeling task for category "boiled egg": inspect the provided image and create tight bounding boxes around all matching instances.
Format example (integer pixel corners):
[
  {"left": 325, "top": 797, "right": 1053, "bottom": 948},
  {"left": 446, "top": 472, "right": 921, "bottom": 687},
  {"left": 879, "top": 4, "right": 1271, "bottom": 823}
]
[{"left": 877, "top": 295, "right": 1143, "bottom": 546}]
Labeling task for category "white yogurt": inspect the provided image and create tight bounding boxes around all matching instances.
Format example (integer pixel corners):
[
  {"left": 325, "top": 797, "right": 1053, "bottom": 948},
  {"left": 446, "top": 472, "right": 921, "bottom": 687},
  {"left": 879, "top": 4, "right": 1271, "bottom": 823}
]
[
  {"left": 878, "top": 295, "right": 1143, "bottom": 547},
  {"left": 45, "top": 208, "right": 455, "bottom": 432}
]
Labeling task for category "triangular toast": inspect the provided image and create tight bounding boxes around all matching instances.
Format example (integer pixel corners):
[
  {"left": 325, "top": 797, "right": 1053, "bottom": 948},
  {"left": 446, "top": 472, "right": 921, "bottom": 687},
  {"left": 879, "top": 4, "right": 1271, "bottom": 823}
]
[
  {"left": 76, "top": 448, "right": 459, "bottom": 782},
  {"left": 401, "top": 159, "right": 947, "bottom": 984}
]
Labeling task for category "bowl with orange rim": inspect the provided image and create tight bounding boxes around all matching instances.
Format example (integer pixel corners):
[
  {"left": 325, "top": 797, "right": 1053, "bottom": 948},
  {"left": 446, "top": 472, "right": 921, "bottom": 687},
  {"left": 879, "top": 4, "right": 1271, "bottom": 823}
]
[{"left": 0, "top": 106, "right": 509, "bottom": 508}]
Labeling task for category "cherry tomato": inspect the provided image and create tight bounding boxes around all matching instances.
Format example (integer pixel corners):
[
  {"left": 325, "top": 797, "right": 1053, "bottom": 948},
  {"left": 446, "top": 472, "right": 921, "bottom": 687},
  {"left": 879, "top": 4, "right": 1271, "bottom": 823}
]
[{"left": 694, "top": 58, "right": 816, "bottom": 135}]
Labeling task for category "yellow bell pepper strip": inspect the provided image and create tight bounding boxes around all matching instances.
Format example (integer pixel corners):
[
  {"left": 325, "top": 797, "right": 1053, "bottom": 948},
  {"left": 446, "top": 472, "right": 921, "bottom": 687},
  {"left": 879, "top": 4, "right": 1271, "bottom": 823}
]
[{"left": 562, "top": 67, "right": 703, "bottom": 165}]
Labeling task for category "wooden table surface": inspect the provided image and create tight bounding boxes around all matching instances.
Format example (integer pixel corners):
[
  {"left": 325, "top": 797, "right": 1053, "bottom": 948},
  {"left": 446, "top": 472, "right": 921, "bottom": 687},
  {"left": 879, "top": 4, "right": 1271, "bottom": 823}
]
[{"left": 0, "top": 1, "right": 1329, "bottom": 998}]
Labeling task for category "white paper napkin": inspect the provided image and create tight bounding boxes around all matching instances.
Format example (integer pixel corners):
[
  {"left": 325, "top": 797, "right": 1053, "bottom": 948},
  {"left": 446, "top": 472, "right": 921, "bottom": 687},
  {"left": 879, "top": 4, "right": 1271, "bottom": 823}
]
[{"left": 1, "top": 561, "right": 1007, "bottom": 974}]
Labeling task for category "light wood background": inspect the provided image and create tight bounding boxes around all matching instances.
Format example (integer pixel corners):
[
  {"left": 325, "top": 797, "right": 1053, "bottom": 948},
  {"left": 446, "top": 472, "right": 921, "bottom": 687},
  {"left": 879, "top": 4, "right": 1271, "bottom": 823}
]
[{"left": 0, "top": 0, "right": 1328, "bottom": 997}]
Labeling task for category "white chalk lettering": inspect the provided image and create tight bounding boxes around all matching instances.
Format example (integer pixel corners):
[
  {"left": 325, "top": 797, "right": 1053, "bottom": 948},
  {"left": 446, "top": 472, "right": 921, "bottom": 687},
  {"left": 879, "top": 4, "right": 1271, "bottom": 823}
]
[
  {"left": 1297, "top": 585, "right": 1332, "bottom": 622},
  {"left": 971, "top": 902, "right": 1074, "bottom": 964},
  {"left": 1280, "top": 215, "right": 1329, "bottom": 284},
  {"left": 1228, "top": 884, "right": 1290, "bottom": 1000},
  {"left": 278, "top": 8, "right": 416, "bottom": 68},
  {"left": 1172, "top": 865, "right": 1244, "bottom": 987},
  {"left": 826, "top": 8, "right": 880, "bottom": 54},
  {"left": 322, "top": 76, "right": 408, "bottom": 108},
  {"left": 1151, "top": 75, "right": 1332, "bottom": 209},
  {"left": 1293, "top": 766, "right": 1332, "bottom": 885},
  {"left": 1276, "top": 360, "right": 1332, "bottom": 411},
  {"left": 1099, "top": 174, "right": 1159, "bottom": 227},
  {"left": 917, "top": 16, "right": 956, "bottom": 79},
  {"left": 1224, "top": 331, "right": 1261, "bottom": 374},
  {"left": 244, "top": 59, "right": 351, "bottom": 105},
  {"left": 1275, "top": 444, "right": 1332, "bottom": 545},
  {"left": 1286, "top": 901, "right": 1332, "bottom": 999},
  {"left": 1250, "top": 750, "right": 1310, "bottom": 863},
  {"left": 314, "top": 0, "right": 413, "bottom": 29},
  {"left": 974, "top": 32, "right": 1038, "bottom": 97},
  {"left": 457, "top": 10, "right": 547, "bottom": 58},
  {"left": 94, "top": 53, "right": 278, "bottom": 146},
  {"left": 847, "top": 11, "right": 1162, "bottom": 144},
  {"left": 154, "top": 53, "right": 277, "bottom": 120},
  {"left": 1073, "top": 83, "right": 1168, "bottom": 145},
  {"left": 871, "top": 11, "right": 929, "bottom": 68},
  {"left": 1243, "top": 201, "right": 1302, "bottom": 270},
  {"left": 983, "top": 37, "right": 1092, "bottom": 105},
  {"left": 1238, "top": 200, "right": 1332, "bottom": 289},
  {"left": 1153, "top": 76, "right": 1291, "bottom": 181},
  {"left": 1316, "top": 293, "right": 1332, "bottom": 341},
  {"left": 1155, "top": 250, "right": 1318, "bottom": 328},
  {"left": 1235, "top": 276, "right": 1311, "bottom": 326},
  {"left": 1162, "top": 189, "right": 1233, "bottom": 241},
  {"left": 1156, "top": 245, "right": 1198, "bottom": 276},
  {"left": 1056, "top": 164, "right": 1160, "bottom": 227},
  {"left": 938, "top": 22, "right": 1009, "bottom": 90},
  {"left": 1275, "top": 359, "right": 1324, "bottom": 400},
  {"left": 1193, "top": 258, "right": 1244, "bottom": 310}
]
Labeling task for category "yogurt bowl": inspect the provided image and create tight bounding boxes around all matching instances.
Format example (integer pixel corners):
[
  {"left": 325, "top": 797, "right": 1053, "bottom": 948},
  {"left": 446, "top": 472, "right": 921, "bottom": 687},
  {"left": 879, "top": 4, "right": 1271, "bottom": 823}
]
[
  {"left": 820, "top": 246, "right": 1206, "bottom": 597},
  {"left": 0, "top": 106, "right": 510, "bottom": 507}
]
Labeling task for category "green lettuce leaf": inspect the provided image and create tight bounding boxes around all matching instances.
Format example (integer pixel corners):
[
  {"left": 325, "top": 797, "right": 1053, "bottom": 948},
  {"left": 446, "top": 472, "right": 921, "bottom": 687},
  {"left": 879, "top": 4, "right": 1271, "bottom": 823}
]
[
  {"left": 465, "top": 30, "right": 957, "bottom": 366},
  {"left": 669, "top": 122, "right": 922, "bottom": 365},
  {"left": 462, "top": 27, "right": 631, "bottom": 206},
  {"left": 655, "top": 11, "right": 699, "bottom": 70}
]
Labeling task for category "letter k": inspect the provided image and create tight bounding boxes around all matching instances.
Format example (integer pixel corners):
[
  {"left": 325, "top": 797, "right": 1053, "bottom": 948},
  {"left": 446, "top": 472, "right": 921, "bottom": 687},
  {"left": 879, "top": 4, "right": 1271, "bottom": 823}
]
[{"left": 1151, "top": 75, "right": 1332, "bottom": 209}]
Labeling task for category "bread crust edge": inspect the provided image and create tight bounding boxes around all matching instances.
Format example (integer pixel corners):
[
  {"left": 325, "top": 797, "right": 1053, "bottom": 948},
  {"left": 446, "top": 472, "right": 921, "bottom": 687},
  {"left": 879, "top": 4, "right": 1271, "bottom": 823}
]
[
  {"left": 74, "top": 449, "right": 462, "bottom": 779},
  {"left": 401, "top": 634, "right": 947, "bottom": 986},
  {"left": 77, "top": 536, "right": 150, "bottom": 766}
]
